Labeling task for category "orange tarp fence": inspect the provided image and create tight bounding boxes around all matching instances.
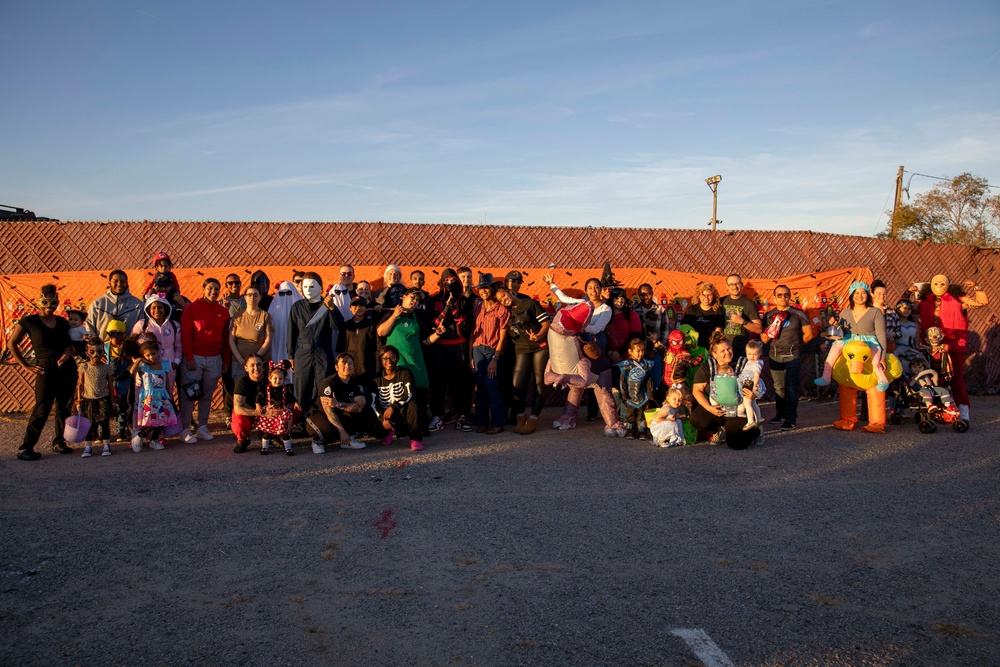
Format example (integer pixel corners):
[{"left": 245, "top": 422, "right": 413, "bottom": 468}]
[{"left": 2, "top": 265, "right": 872, "bottom": 341}]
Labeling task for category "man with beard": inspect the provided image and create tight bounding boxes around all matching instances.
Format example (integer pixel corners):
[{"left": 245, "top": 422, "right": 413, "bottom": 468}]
[{"left": 86, "top": 270, "right": 144, "bottom": 340}]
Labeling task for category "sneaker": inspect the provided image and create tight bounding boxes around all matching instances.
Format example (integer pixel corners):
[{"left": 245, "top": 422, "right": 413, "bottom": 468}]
[
  {"left": 637, "top": 429, "right": 649, "bottom": 441},
  {"left": 710, "top": 429, "right": 727, "bottom": 445},
  {"left": 179, "top": 429, "right": 198, "bottom": 445},
  {"left": 379, "top": 430, "right": 395, "bottom": 446},
  {"left": 132, "top": 435, "right": 144, "bottom": 452},
  {"left": 340, "top": 436, "right": 366, "bottom": 450},
  {"left": 616, "top": 427, "right": 627, "bottom": 438},
  {"left": 603, "top": 427, "right": 619, "bottom": 437},
  {"left": 625, "top": 428, "right": 636, "bottom": 440},
  {"left": 52, "top": 442, "right": 73, "bottom": 454},
  {"left": 781, "top": 421, "right": 796, "bottom": 431},
  {"left": 427, "top": 416, "right": 443, "bottom": 432},
  {"left": 311, "top": 438, "right": 326, "bottom": 454},
  {"left": 410, "top": 439, "right": 424, "bottom": 451},
  {"left": 455, "top": 416, "right": 473, "bottom": 432},
  {"left": 768, "top": 416, "right": 783, "bottom": 425},
  {"left": 149, "top": 439, "right": 165, "bottom": 451},
  {"left": 556, "top": 422, "right": 573, "bottom": 431},
  {"left": 101, "top": 444, "right": 112, "bottom": 456},
  {"left": 752, "top": 432, "right": 766, "bottom": 446},
  {"left": 196, "top": 425, "right": 214, "bottom": 441},
  {"left": 81, "top": 445, "right": 93, "bottom": 458}
]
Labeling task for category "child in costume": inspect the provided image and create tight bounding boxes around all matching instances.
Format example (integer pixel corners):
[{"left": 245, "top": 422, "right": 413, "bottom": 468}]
[
  {"left": 256, "top": 361, "right": 298, "bottom": 455},
  {"left": 650, "top": 386, "right": 687, "bottom": 448},
  {"left": 907, "top": 356, "right": 959, "bottom": 417},
  {"left": 615, "top": 337, "right": 654, "bottom": 439},
  {"left": 921, "top": 327, "right": 954, "bottom": 388},
  {"left": 738, "top": 340, "right": 765, "bottom": 430},
  {"left": 131, "top": 340, "right": 177, "bottom": 452},
  {"left": 103, "top": 320, "right": 134, "bottom": 441},
  {"left": 76, "top": 338, "right": 115, "bottom": 457}
]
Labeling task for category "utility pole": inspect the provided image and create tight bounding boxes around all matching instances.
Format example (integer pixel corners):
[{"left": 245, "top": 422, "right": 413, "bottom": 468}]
[
  {"left": 890, "top": 165, "right": 904, "bottom": 237},
  {"left": 705, "top": 175, "right": 722, "bottom": 231}
]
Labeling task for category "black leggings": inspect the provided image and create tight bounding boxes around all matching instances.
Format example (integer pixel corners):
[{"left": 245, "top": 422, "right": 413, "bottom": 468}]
[
  {"left": 512, "top": 348, "right": 549, "bottom": 416},
  {"left": 21, "top": 362, "right": 77, "bottom": 451}
]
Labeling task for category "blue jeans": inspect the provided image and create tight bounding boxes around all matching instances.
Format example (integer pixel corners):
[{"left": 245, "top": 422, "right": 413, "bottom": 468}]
[
  {"left": 473, "top": 345, "right": 505, "bottom": 429},
  {"left": 769, "top": 354, "right": 801, "bottom": 423}
]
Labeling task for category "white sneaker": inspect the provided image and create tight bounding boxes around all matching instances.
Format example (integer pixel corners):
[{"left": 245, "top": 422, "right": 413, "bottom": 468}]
[
  {"left": 101, "top": 444, "right": 112, "bottom": 456},
  {"left": 132, "top": 435, "right": 144, "bottom": 452},
  {"left": 311, "top": 439, "right": 326, "bottom": 454},
  {"left": 179, "top": 429, "right": 198, "bottom": 445},
  {"left": 149, "top": 439, "right": 165, "bottom": 451},
  {"left": 81, "top": 444, "right": 93, "bottom": 458},
  {"left": 616, "top": 427, "right": 627, "bottom": 438},
  {"left": 196, "top": 425, "right": 214, "bottom": 441},
  {"left": 340, "top": 436, "right": 366, "bottom": 450}
]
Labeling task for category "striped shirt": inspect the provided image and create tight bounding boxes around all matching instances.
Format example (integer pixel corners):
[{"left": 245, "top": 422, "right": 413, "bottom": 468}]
[{"left": 471, "top": 300, "right": 510, "bottom": 349}]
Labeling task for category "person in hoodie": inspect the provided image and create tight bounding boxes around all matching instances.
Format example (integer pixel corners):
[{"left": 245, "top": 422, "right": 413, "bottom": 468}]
[
  {"left": 132, "top": 294, "right": 183, "bottom": 396},
  {"left": 178, "top": 278, "right": 231, "bottom": 445},
  {"left": 87, "top": 270, "right": 144, "bottom": 340}
]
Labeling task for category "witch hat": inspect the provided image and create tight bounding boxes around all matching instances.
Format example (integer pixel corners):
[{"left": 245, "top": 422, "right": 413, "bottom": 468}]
[{"left": 599, "top": 260, "right": 621, "bottom": 288}]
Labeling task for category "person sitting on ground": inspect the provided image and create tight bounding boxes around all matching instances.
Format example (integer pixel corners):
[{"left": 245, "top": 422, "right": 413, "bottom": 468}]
[
  {"left": 690, "top": 332, "right": 763, "bottom": 449},
  {"left": 650, "top": 386, "right": 688, "bottom": 448},
  {"left": 231, "top": 355, "right": 268, "bottom": 454}
]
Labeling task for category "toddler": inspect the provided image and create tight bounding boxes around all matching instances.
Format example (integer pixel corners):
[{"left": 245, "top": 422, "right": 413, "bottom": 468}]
[
  {"left": 142, "top": 251, "right": 187, "bottom": 318},
  {"left": 130, "top": 340, "right": 177, "bottom": 452},
  {"left": 76, "top": 338, "right": 116, "bottom": 457},
  {"left": 907, "top": 357, "right": 959, "bottom": 417},
  {"left": 650, "top": 387, "right": 687, "bottom": 448},
  {"left": 256, "top": 361, "right": 298, "bottom": 455},
  {"left": 738, "top": 340, "right": 765, "bottom": 430},
  {"left": 67, "top": 309, "right": 89, "bottom": 356},
  {"left": 103, "top": 321, "right": 134, "bottom": 441},
  {"left": 615, "top": 337, "right": 654, "bottom": 439},
  {"left": 922, "top": 327, "right": 954, "bottom": 386}
]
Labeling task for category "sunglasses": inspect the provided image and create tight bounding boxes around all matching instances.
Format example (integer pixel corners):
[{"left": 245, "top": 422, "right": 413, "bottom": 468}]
[
  {"left": 108, "top": 331, "right": 124, "bottom": 337},
  {"left": 293, "top": 279, "right": 303, "bottom": 284},
  {"left": 278, "top": 289, "right": 293, "bottom": 296},
  {"left": 39, "top": 299, "right": 59, "bottom": 306},
  {"left": 226, "top": 281, "right": 241, "bottom": 286}
]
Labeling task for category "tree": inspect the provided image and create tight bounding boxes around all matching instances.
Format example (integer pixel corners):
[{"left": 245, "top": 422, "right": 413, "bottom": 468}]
[{"left": 880, "top": 172, "right": 999, "bottom": 247}]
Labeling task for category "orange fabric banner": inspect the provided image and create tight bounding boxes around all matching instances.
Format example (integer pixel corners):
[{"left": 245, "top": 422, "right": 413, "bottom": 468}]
[{"left": 1, "top": 265, "right": 872, "bottom": 345}]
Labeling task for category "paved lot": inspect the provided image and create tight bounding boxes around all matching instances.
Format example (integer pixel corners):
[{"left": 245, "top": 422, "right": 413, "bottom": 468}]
[{"left": 1, "top": 397, "right": 998, "bottom": 666}]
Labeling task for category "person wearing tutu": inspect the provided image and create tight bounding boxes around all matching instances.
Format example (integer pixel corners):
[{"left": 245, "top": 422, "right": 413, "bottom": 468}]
[
  {"left": 130, "top": 340, "right": 178, "bottom": 452},
  {"left": 256, "top": 361, "right": 299, "bottom": 455},
  {"left": 76, "top": 338, "right": 116, "bottom": 457}
]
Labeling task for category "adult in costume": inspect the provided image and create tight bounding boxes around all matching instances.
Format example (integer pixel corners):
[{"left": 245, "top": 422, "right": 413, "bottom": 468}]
[{"left": 288, "top": 274, "right": 340, "bottom": 422}]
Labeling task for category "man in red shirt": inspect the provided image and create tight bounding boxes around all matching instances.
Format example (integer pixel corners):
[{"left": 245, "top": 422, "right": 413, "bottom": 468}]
[{"left": 179, "top": 278, "right": 231, "bottom": 444}]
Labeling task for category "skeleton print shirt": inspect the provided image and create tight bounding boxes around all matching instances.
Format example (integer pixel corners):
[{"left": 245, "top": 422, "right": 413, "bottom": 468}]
[{"left": 371, "top": 367, "right": 415, "bottom": 418}]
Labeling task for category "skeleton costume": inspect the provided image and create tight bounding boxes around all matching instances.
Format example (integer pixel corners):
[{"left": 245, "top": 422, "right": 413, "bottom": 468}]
[{"left": 371, "top": 366, "right": 422, "bottom": 438}]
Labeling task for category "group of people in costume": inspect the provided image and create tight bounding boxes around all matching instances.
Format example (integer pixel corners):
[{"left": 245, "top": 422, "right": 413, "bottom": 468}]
[{"left": 6, "top": 250, "right": 989, "bottom": 461}]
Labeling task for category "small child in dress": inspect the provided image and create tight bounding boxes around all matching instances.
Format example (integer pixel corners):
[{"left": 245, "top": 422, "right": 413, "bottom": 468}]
[
  {"left": 650, "top": 387, "right": 688, "bottom": 448},
  {"left": 130, "top": 340, "right": 178, "bottom": 452},
  {"left": 615, "top": 337, "right": 654, "bottom": 439},
  {"left": 738, "top": 340, "right": 765, "bottom": 431},
  {"left": 908, "top": 356, "right": 959, "bottom": 417},
  {"left": 76, "top": 338, "right": 115, "bottom": 457},
  {"left": 256, "top": 361, "right": 298, "bottom": 455}
]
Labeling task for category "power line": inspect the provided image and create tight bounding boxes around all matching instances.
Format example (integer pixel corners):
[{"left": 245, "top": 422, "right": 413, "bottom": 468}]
[{"left": 903, "top": 170, "right": 997, "bottom": 191}]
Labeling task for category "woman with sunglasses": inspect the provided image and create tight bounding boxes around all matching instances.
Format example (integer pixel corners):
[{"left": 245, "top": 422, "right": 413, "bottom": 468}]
[{"left": 7, "top": 284, "right": 78, "bottom": 460}]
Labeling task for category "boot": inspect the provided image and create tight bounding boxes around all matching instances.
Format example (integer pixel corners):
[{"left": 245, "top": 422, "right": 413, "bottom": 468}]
[
  {"left": 17, "top": 448, "right": 41, "bottom": 461},
  {"left": 519, "top": 415, "right": 538, "bottom": 435},
  {"left": 513, "top": 413, "right": 528, "bottom": 434}
]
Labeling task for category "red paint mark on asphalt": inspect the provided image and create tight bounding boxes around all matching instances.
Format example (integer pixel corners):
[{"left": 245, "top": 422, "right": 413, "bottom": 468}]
[
  {"left": 391, "top": 458, "right": 412, "bottom": 469},
  {"left": 372, "top": 508, "right": 397, "bottom": 539}
]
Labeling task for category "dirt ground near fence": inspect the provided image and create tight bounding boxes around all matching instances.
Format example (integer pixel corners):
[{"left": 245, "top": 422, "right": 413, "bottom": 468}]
[{"left": 1, "top": 397, "right": 998, "bottom": 666}]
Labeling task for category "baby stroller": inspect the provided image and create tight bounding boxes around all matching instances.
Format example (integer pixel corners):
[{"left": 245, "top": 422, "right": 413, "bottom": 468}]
[{"left": 888, "top": 368, "right": 969, "bottom": 433}]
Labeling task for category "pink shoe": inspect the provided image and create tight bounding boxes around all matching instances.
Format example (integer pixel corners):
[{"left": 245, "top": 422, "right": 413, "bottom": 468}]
[
  {"left": 410, "top": 440, "right": 424, "bottom": 451},
  {"left": 380, "top": 430, "right": 395, "bottom": 446}
]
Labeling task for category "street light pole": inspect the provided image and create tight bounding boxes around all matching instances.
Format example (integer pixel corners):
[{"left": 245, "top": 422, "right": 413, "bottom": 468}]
[{"left": 705, "top": 174, "right": 722, "bottom": 231}]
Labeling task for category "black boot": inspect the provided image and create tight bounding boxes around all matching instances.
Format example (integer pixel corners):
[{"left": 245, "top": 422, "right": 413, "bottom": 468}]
[{"left": 17, "top": 448, "right": 41, "bottom": 461}]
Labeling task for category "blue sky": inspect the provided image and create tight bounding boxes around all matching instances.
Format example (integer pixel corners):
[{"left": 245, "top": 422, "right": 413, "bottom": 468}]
[{"left": 2, "top": 0, "right": 998, "bottom": 236}]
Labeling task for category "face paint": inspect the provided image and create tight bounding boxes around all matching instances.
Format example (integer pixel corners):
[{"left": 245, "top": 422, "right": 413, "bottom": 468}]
[{"left": 301, "top": 279, "right": 323, "bottom": 302}]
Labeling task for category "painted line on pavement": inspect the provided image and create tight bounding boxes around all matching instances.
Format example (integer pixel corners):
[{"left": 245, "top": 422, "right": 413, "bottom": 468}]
[{"left": 671, "top": 628, "right": 735, "bottom": 667}]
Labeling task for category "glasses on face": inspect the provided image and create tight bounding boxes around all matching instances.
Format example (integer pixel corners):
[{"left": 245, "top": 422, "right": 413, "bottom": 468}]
[
  {"left": 226, "top": 281, "right": 240, "bottom": 286},
  {"left": 293, "top": 279, "right": 303, "bottom": 285},
  {"left": 381, "top": 356, "right": 397, "bottom": 363},
  {"left": 39, "top": 299, "right": 59, "bottom": 306},
  {"left": 108, "top": 331, "right": 124, "bottom": 337}
]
